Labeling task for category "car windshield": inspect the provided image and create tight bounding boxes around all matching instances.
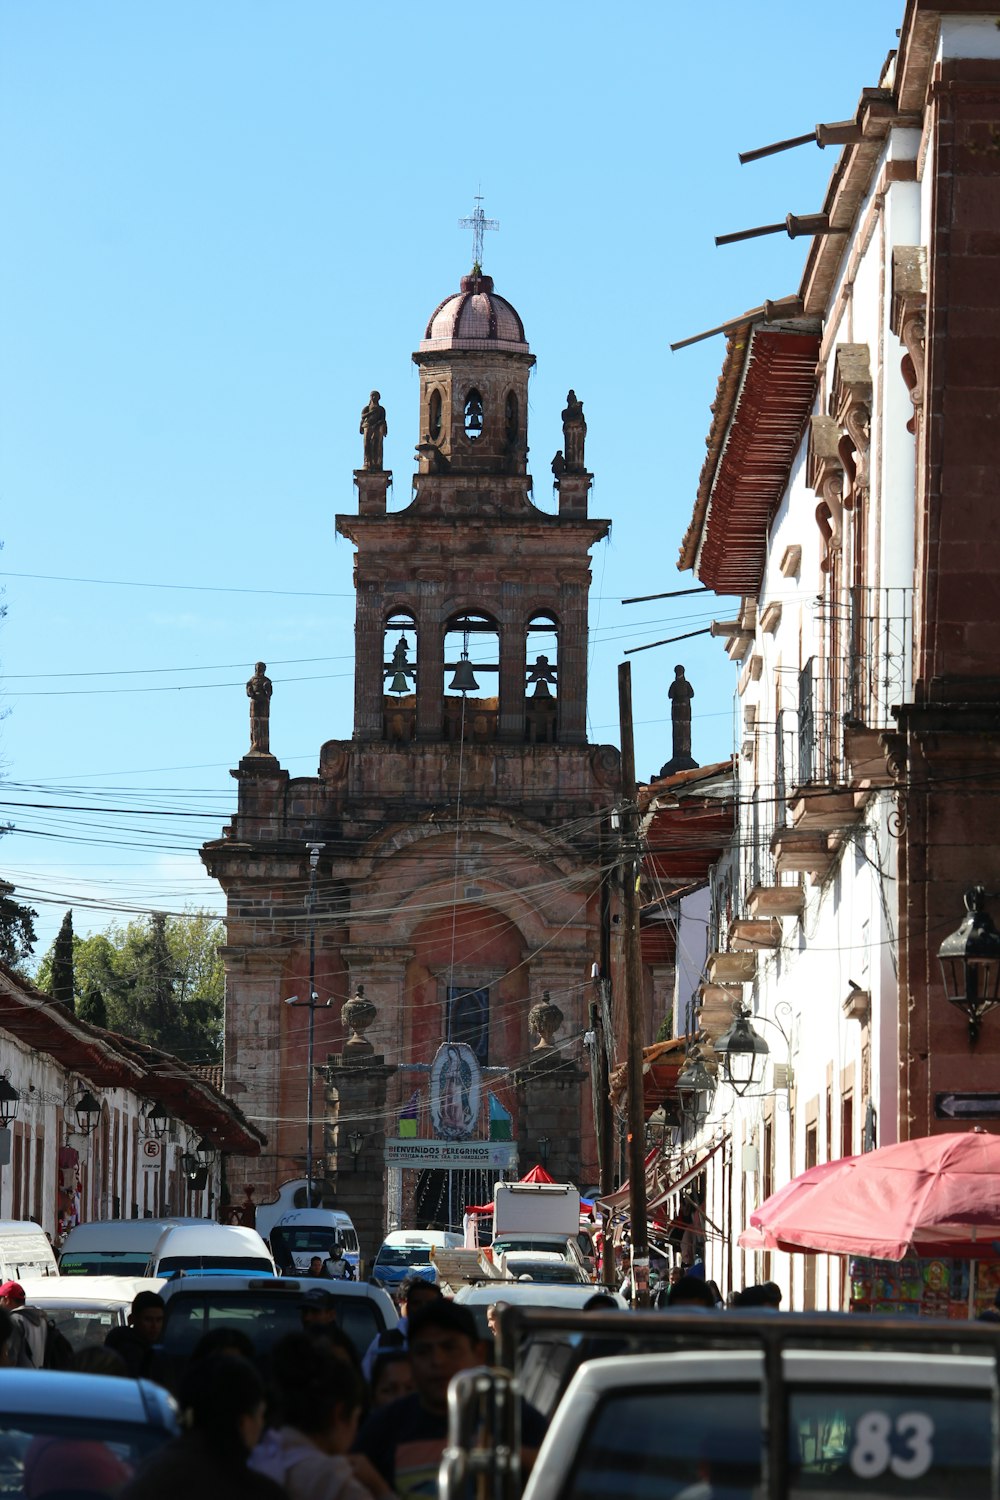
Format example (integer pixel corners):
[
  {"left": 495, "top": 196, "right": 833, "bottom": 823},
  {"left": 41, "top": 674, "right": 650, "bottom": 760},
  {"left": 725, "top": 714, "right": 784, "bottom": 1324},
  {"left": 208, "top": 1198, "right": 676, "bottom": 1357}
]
[
  {"left": 561, "top": 1383, "right": 993, "bottom": 1500},
  {"left": 41, "top": 1307, "right": 123, "bottom": 1351},
  {"left": 375, "top": 1247, "right": 432, "bottom": 1267},
  {"left": 787, "top": 1386, "right": 991, "bottom": 1497},
  {"left": 274, "top": 1228, "right": 344, "bottom": 1254},
  {"left": 160, "top": 1291, "right": 384, "bottom": 1361},
  {"left": 505, "top": 1261, "right": 583, "bottom": 1284},
  {"left": 493, "top": 1239, "right": 566, "bottom": 1255},
  {"left": 59, "top": 1251, "right": 150, "bottom": 1276},
  {"left": 156, "top": 1255, "right": 272, "bottom": 1273},
  {"left": 0, "top": 1415, "right": 171, "bottom": 1499}
]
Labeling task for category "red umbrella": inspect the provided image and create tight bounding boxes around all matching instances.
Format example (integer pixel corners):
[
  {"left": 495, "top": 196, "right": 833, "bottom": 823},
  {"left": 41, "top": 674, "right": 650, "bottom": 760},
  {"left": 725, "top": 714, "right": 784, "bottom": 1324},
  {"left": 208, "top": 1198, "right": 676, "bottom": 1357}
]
[{"left": 740, "top": 1130, "right": 1000, "bottom": 1261}]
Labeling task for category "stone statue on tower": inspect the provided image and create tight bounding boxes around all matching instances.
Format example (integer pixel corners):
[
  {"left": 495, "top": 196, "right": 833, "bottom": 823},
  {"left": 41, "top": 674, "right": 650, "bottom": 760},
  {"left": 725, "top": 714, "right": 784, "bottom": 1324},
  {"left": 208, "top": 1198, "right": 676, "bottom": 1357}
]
[
  {"left": 562, "top": 391, "right": 587, "bottom": 472},
  {"left": 658, "top": 664, "right": 699, "bottom": 778},
  {"left": 360, "top": 391, "right": 388, "bottom": 471},
  {"left": 246, "top": 662, "right": 273, "bottom": 755}
]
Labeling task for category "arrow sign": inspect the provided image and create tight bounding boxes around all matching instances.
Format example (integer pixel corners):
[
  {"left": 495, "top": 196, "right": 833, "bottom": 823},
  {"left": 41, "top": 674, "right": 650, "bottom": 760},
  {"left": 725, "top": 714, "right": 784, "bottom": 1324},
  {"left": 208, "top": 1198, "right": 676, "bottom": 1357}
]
[{"left": 935, "top": 1092, "right": 1000, "bottom": 1120}]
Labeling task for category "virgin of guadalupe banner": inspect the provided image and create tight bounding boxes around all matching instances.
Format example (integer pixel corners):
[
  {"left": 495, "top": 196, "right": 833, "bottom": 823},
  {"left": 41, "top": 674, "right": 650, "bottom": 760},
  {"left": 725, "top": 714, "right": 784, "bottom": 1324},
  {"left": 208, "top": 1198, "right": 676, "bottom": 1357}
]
[{"left": 430, "top": 1042, "right": 481, "bottom": 1140}]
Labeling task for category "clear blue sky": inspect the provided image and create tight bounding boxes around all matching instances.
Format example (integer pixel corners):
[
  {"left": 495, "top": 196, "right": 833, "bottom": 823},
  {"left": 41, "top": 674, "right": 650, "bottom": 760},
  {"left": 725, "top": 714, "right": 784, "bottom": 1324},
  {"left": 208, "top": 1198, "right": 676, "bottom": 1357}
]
[{"left": 0, "top": 1, "right": 899, "bottom": 956}]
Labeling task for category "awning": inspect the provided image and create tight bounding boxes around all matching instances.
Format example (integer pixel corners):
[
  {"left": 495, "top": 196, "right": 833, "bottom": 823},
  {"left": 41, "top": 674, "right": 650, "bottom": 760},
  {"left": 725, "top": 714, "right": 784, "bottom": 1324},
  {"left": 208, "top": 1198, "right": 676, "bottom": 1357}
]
[
  {"left": 648, "top": 1138, "right": 727, "bottom": 1212},
  {"left": 599, "top": 1137, "right": 728, "bottom": 1217}
]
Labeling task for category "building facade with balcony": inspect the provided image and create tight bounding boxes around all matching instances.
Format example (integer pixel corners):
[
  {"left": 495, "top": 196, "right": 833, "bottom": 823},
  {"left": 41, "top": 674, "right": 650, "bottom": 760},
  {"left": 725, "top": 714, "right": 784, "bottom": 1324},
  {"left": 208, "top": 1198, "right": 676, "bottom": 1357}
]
[{"left": 670, "top": 0, "right": 1000, "bottom": 1310}]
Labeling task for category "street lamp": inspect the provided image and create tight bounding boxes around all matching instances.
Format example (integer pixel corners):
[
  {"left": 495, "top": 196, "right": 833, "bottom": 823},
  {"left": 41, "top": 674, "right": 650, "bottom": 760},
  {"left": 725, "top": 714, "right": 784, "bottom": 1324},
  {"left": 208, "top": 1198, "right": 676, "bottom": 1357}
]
[
  {"left": 537, "top": 1135, "right": 551, "bottom": 1168},
  {"left": 73, "top": 1089, "right": 102, "bottom": 1136},
  {"left": 674, "top": 1050, "right": 715, "bottom": 1129},
  {"left": 0, "top": 1076, "right": 19, "bottom": 1128},
  {"left": 348, "top": 1131, "right": 365, "bottom": 1172},
  {"left": 145, "top": 1101, "right": 170, "bottom": 1140},
  {"left": 713, "top": 1004, "right": 771, "bottom": 1096},
  {"left": 938, "top": 886, "right": 1000, "bottom": 1044}
]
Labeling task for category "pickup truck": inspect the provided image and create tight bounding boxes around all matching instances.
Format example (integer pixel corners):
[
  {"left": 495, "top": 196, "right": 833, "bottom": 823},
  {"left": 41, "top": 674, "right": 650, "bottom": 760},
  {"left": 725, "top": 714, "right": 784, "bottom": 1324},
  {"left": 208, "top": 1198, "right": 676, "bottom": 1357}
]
[{"left": 440, "top": 1307, "right": 1000, "bottom": 1500}]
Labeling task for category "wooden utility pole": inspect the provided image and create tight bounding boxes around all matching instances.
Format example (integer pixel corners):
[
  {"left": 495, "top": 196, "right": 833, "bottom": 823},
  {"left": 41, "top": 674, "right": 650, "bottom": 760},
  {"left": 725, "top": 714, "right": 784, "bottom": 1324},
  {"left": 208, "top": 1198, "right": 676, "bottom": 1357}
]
[{"left": 618, "top": 661, "right": 649, "bottom": 1307}]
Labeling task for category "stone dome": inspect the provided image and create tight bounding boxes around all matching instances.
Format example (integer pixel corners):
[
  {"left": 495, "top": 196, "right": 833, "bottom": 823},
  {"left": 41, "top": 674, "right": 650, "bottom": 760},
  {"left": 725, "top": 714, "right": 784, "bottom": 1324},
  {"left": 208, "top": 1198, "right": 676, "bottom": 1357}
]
[{"left": 419, "top": 271, "right": 529, "bottom": 354}]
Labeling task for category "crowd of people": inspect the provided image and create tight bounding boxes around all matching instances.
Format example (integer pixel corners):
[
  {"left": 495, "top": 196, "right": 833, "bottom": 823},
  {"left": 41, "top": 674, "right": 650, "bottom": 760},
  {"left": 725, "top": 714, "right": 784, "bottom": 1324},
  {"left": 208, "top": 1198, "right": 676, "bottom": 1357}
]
[{"left": 0, "top": 1273, "right": 545, "bottom": 1500}]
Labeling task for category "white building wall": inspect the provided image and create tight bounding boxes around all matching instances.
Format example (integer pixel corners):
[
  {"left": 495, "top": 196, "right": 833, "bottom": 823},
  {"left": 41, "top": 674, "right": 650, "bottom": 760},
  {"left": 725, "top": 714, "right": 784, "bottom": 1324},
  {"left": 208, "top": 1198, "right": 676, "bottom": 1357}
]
[{"left": 691, "top": 109, "right": 937, "bottom": 1308}]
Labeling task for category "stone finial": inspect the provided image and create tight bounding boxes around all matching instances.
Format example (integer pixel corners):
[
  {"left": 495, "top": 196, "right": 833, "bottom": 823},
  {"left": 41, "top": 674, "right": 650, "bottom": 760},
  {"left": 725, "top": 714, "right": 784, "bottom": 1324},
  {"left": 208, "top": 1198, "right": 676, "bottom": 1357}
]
[
  {"left": 529, "top": 992, "right": 564, "bottom": 1050},
  {"left": 341, "top": 984, "right": 377, "bottom": 1053}
]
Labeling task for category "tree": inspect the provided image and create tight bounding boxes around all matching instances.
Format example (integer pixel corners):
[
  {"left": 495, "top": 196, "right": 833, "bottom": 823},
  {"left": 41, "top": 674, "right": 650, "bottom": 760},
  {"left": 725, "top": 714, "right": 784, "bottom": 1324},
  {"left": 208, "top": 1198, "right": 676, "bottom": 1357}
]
[
  {"left": 0, "top": 881, "right": 37, "bottom": 973},
  {"left": 51, "top": 910, "right": 75, "bottom": 1012},
  {"left": 37, "top": 910, "right": 224, "bottom": 1062}
]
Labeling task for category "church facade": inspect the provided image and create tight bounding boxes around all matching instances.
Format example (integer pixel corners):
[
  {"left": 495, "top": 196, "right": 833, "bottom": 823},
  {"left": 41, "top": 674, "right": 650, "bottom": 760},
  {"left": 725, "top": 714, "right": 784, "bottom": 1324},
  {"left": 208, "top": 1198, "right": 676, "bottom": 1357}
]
[{"left": 203, "top": 263, "right": 621, "bottom": 1252}]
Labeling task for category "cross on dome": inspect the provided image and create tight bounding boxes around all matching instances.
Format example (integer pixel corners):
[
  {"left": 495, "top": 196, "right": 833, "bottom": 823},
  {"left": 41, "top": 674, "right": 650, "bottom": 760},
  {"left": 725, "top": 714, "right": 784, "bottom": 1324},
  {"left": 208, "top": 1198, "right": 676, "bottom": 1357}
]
[{"left": 459, "top": 195, "right": 499, "bottom": 272}]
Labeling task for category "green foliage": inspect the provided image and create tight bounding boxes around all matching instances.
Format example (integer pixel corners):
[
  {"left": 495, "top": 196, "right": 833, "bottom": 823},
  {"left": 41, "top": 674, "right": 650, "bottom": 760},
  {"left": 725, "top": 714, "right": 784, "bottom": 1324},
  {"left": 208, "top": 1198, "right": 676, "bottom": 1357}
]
[
  {"left": 654, "top": 1010, "right": 675, "bottom": 1044},
  {"left": 51, "top": 910, "right": 75, "bottom": 1012},
  {"left": 0, "top": 885, "right": 38, "bottom": 972},
  {"left": 38, "top": 910, "right": 224, "bottom": 1062},
  {"left": 77, "top": 986, "right": 109, "bottom": 1028}
]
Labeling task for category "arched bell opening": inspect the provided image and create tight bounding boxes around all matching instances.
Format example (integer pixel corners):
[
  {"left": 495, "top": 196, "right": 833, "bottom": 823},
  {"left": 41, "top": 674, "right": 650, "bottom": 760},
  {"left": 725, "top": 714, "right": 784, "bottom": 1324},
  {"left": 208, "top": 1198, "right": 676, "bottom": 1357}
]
[
  {"left": 463, "top": 389, "right": 485, "bottom": 443},
  {"left": 428, "top": 388, "right": 443, "bottom": 443},
  {"left": 383, "top": 609, "right": 417, "bottom": 743},
  {"left": 525, "top": 612, "right": 559, "bottom": 744},
  {"left": 443, "top": 610, "right": 499, "bottom": 742}
]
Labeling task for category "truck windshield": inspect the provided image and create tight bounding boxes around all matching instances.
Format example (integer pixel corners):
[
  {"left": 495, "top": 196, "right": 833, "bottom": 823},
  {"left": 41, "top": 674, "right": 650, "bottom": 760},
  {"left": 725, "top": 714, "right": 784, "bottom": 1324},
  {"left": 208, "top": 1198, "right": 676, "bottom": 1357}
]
[
  {"left": 563, "top": 1383, "right": 992, "bottom": 1499},
  {"left": 375, "top": 1247, "right": 432, "bottom": 1267}
]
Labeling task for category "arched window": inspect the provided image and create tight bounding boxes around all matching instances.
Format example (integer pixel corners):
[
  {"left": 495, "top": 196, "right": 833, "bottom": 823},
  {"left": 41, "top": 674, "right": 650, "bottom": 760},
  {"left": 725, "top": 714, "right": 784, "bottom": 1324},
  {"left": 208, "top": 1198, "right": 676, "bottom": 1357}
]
[
  {"left": 443, "top": 610, "right": 500, "bottom": 741},
  {"left": 525, "top": 612, "right": 559, "bottom": 743},
  {"left": 428, "top": 389, "right": 443, "bottom": 442},
  {"left": 463, "top": 389, "right": 484, "bottom": 442},
  {"left": 383, "top": 609, "right": 417, "bottom": 742},
  {"left": 504, "top": 390, "right": 518, "bottom": 446}
]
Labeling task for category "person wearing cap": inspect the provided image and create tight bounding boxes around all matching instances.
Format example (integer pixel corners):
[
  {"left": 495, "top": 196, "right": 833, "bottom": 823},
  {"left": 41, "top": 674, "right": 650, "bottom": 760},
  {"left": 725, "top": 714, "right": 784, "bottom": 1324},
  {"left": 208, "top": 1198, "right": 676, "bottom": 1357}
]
[{"left": 0, "top": 1280, "right": 49, "bottom": 1368}]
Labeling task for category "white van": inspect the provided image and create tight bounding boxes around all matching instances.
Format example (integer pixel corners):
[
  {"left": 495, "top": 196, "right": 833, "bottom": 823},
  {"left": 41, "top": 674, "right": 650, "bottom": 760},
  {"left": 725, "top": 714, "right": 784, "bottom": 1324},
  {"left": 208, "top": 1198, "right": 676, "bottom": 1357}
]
[
  {"left": 59, "top": 1218, "right": 213, "bottom": 1277},
  {"left": 269, "top": 1210, "right": 361, "bottom": 1277},
  {"left": 370, "top": 1229, "right": 464, "bottom": 1291},
  {"left": 0, "top": 1221, "right": 58, "bottom": 1282},
  {"left": 145, "top": 1223, "right": 275, "bottom": 1278}
]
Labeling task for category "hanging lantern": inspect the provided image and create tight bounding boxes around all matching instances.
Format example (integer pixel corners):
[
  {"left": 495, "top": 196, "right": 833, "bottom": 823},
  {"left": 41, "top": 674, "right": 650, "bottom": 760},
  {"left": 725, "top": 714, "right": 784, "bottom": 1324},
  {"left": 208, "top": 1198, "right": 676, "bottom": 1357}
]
[
  {"left": 938, "top": 886, "right": 1000, "bottom": 1044},
  {"left": 713, "top": 1005, "right": 770, "bottom": 1095}
]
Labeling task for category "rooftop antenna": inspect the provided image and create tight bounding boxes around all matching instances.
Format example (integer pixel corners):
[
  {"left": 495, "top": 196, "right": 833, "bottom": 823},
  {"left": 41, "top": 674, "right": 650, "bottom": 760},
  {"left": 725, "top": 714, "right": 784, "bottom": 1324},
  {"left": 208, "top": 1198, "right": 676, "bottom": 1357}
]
[{"left": 459, "top": 193, "right": 499, "bottom": 272}]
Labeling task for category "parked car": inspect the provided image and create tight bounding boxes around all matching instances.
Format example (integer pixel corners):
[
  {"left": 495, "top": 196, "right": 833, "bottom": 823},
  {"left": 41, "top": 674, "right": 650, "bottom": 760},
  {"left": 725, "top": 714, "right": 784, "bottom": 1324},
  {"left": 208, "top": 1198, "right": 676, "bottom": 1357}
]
[
  {"left": 370, "top": 1229, "right": 464, "bottom": 1291},
  {"left": 494, "top": 1250, "right": 590, "bottom": 1285},
  {"left": 59, "top": 1218, "right": 212, "bottom": 1277},
  {"left": 16, "top": 1275, "right": 166, "bottom": 1352},
  {"left": 0, "top": 1369, "right": 177, "bottom": 1494},
  {"left": 145, "top": 1223, "right": 275, "bottom": 1277},
  {"left": 157, "top": 1274, "right": 397, "bottom": 1368},
  {"left": 452, "top": 1280, "right": 627, "bottom": 1336},
  {"left": 0, "top": 1220, "right": 58, "bottom": 1281}
]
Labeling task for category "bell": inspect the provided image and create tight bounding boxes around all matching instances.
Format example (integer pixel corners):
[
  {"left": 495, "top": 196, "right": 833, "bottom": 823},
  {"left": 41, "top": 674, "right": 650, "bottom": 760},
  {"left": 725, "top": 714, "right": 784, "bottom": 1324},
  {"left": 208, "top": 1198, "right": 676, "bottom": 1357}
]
[
  {"left": 449, "top": 653, "right": 480, "bottom": 693},
  {"left": 388, "top": 672, "right": 411, "bottom": 694},
  {"left": 532, "top": 677, "right": 552, "bottom": 699}
]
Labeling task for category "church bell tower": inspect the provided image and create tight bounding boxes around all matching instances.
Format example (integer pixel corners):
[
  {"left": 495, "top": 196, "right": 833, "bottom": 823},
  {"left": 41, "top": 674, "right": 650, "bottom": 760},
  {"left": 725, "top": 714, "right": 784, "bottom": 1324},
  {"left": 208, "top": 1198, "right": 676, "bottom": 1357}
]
[{"left": 339, "top": 258, "right": 607, "bottom": 756}]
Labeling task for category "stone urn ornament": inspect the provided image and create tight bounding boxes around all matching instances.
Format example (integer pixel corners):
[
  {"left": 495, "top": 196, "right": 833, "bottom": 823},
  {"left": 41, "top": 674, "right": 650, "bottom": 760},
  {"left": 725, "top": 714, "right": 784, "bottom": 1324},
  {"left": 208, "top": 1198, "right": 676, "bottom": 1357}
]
[
  {"left": 529, "top": 992, "right": 564, "bottom": 1050},
  {"left": 341, "top": 984, "right": 377, "bottom": 1053}
]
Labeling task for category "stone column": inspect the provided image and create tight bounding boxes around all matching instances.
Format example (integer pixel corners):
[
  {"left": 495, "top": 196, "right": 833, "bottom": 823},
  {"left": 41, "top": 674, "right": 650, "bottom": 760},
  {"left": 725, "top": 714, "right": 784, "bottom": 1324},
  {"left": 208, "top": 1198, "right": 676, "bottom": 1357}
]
[
  {"left": 416, "top": 609, "right": 444, "bottom": 741},
  {"left": 354, "top": 574, "right": 386, "bottom": 742},
  {"left": 497, "top": 576, "right": 527, "bottom": 741},
  {"left": 322, "top": 989, "right": 397, "bottom": 1268},
  {"left": 518, "top": 995, "right": 588, "bottom": 1183},
  {"left": 556, "top": 581, "right": 590, "bottom": 745}
]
